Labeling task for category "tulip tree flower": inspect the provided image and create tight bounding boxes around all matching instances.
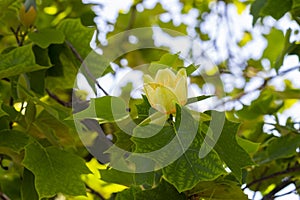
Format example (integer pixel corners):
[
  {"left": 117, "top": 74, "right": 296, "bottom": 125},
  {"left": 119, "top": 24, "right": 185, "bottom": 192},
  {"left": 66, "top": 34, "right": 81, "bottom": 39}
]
[{"left": 143, "top": 68, "right": 188, "bottom": 115}]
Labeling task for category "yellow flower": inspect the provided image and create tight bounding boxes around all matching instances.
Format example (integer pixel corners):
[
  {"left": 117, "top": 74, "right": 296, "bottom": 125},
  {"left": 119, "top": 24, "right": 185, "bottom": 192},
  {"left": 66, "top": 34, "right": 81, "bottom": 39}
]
[{"left": 143, "top": 68, "right": 187, "bottom": 114}]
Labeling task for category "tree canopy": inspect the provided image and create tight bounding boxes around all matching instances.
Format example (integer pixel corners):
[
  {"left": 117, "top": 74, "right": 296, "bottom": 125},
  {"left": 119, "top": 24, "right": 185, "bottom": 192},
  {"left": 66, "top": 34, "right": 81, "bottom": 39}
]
[{"left": 0, "top": 0, "right": 300, "bottom": 199}]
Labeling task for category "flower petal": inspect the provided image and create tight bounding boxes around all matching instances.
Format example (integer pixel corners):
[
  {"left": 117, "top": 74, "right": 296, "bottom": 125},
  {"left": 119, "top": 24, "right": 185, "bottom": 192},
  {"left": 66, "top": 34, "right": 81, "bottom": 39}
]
[
  {"left": 153, "top": 85, "right": 179, "bottom": 114},
  {"left": 155, "top": 68, "right": 177, "bottom": 88},
  {"left": 174, "top": 77, "right": 188, "bottom": 105},
  {"left": 143, "top": 74, "right": 154, "bottom": 84}
]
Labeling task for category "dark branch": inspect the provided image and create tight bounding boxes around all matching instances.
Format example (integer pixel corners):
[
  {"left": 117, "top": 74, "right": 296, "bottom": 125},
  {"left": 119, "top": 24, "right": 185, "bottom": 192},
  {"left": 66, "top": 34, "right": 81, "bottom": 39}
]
[
  {"left": 273, "top": 184, "right": 300, "bottom": 198},
  {"left": 215, "top": 65, "right": 300, "bottom": 110},
  {"left": 46, "top": 89, "right": 72, "bottom": 107},
  {"left": 0, "top": 191, "right": 11, "bottom": 200},
  {"left": 65, "top": 40, "right": 109, "bottom": 96},
  {"left": 262, "top": 178, "right": 294, "bottom": 200},
  {"left": 242, "top": 165, "right": 300, "bottom": 190}
]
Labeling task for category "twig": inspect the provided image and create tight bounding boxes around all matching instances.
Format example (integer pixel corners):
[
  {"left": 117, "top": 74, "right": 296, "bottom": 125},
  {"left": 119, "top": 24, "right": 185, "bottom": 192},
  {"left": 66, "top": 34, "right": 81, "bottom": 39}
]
[
  {"left": 214, "top": 65, "right": 300, "bottom": 110},
  {"left": 0, "top": 191, "right": 11, "bottom": 200},
  {"left": 273, "top": 184, "right": 300, "bottom": 198},
  {"left": 10, "top": 25, "right": 28, "bottom": 46},
  {"left": 10, "top": 26, "right": 21, "bottom": 46},
  {"left": 262, "top": 178, "right": 294, "bottom": 200},
  {"left": 65, "top": 40, "right": 109, "bottom": 96},
  {"left": 46, "top": 89, "right": 72, "bottom": 107},
  {"left": 242, "top": 165, "right": 300, "bottom": 190}
]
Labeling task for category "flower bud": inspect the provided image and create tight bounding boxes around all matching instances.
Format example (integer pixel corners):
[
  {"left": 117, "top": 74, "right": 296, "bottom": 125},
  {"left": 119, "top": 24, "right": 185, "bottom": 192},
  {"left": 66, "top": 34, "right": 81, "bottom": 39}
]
[
  {"left": 143, "top": 68, "right": 187, "bottom": 114},
  {"left": 19, "top": 0, "right": 37, "bottom": 27}
]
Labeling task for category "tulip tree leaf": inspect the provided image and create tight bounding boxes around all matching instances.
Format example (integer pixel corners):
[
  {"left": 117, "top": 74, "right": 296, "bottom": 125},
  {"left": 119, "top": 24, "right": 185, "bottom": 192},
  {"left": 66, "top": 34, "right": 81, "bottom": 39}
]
[
  {"left": 133, "top": 107, "right": 225, "bottom": 192},
  {"left": 261, "top": 0, "right": 292, "bottom": 20},
  {"left": 262, "top": 28, "right": 285, "bottom": 70},
  {"left": 0, "top": 45, "right": 50, "bottom": 79},
  {"left": 267, "top": 134, "right": 300, "bottom": 161},
  {"left": 0, "top": 130, "right": 29, "bottom": 153},
  {"left": 57, "top": 18, "right": 95, "bottom": 58},
  {"left": 149, "top": 53, "right": 184, "bottom": 73},
  {"left": 45, "top": 44, "right": 80, "bottom": 90},
  {"left": 21, "top": 168, "right": 39, "bottom": 200},
  {"left": 28, "top": 29, "right": 65, "bottom": 48},
  {"left": 250, "top": 0, "right": 292, "bottom": 24},
  {"left": 73, "top": 96, "right": 129, "bottom": 122},
  {"left": 0, "top": 101, "right": 7, "bottom": 118},
  {"left": 187, "top": 180, "right": 248, "bottom": 200},
  {"left": 213, "top": 118, "right": 254, "bottom": 182},
  {"left": 100, "top": 168, "right": 161, "bottom": 187},
  {"left": 22, "top": 142, "right": 91, "bottom": 199},
  {"left": 115, "top": 180, "right": 186, "bottom": 200},
  {"left": 250, "top": 0, "right": 268, "bottom": 24},
  {"left": 162, "top": 130, "right": 225, "bottom": 191}
]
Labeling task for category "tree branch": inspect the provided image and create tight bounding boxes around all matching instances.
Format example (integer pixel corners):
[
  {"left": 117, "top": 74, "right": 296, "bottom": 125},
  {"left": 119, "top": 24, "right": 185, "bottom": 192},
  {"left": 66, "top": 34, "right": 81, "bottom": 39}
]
[
  {"left": 46, "top": 89, "right": 72, "bottom": 107},
  {"left": 262, "top": 178, "right": 294, "bottom": 200},
  {"left": 65, "top": 40, "right": 109, "bottom": 96},
  {"left": 273, "top": 184, "right": 300, "bottom": 198},
  {"left": 0, "top": 191, "right": 11, "bottom": 200},
  {"left": 215, "top": 65, "right": 300, "bottom": 110},
  {"left": 242, "top": 165, "right": 300, "bottom": 190}
]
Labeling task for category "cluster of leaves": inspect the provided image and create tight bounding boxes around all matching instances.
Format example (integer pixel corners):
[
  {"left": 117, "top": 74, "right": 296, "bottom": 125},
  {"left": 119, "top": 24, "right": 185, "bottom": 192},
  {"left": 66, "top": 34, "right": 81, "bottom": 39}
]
[{"left": 0, "top": 0, "right": 300, "bottom": 200}]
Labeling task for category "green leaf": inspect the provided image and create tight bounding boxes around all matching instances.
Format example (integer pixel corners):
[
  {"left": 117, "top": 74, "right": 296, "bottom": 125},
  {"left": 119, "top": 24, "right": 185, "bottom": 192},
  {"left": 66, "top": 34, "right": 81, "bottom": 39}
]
[
  {"left": 273, "top": 89, "right": 300, "bottom": 99},
  {"left": 184, "top": 64, "right": 199, "bottom": 76},
  {"left": 250, "top": 0, "right": 292, "bottom": 24},
  {"left": 28, "top": 29, "right": 65, "bottom": 48},
  {"left": 261, "top": 0, "right": 292, "bottom": 20},
  {"left": 0, "top": 170, "right": 21, "bottom": 200},
  {"left": 149, "top": 53, "right": 184, "bottom": 73},
  {"left": 0, "top": 45, "right": 50, "bottom": 79},
  {"left": 25, "top": 100, "right": 37, "bottom": 125},
  {"left": 132, "top": 106, "right": 225, "bottom": 192},
  {"left": 212, "top": 118, "right": 254, "bottom": 182},
  {"left": 22, "top": 142, "right": 91, "bottom": 199},
  {"left": 236, "top": 89, "right": 283, "bottom": 120},
  {"left": 57, "top": 18, "right": 95, "bottom": 58},
  {"left": 115, "top": 180, "right": 186, "bottom": 200},
  {"left": 186, "top": 95, "right": 213, "bottom": 104},
  {"left": 162, "top": 130, "right": 225, "bottom": 192},
  {"left": 135, "top": 95, "right": 151, "bottom": 119},
  {"left": 263, "top": 28, "right": 285, "bottom": 70},
  {"left": 21, "top": 168, "right": 39, "bottom": 200},
  {"left": 74, "top": 96, "right": 129, "bottom": 122},
  {"left": 0, "top": 130, "right": 29, "bottom": 153},
  {"left": 0, "top": 100, "right": 7, "bottom": 118},
  {"left": 100, "top": 168, "right": 161, "bottom": 187},
  {"left": 267, "top": 134, "right": 300, "bottom": 160},
  {"left": 250, "top": 0, "right": 267, "bottom": 24},
  {"left": 46, "top": 44, "right": 79, "bottom": 90},
  {"left": 236, "top": 137, "right": 260, "bottom": 154},
  {"left": 0, "top": 0, "right": 20, "bottom": 35},
  {"left": 187, "top": 180, "right": 248, "bottom": 200},
  {"left": 27, "top": 70, "right": 46, "bottom": 95}
]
